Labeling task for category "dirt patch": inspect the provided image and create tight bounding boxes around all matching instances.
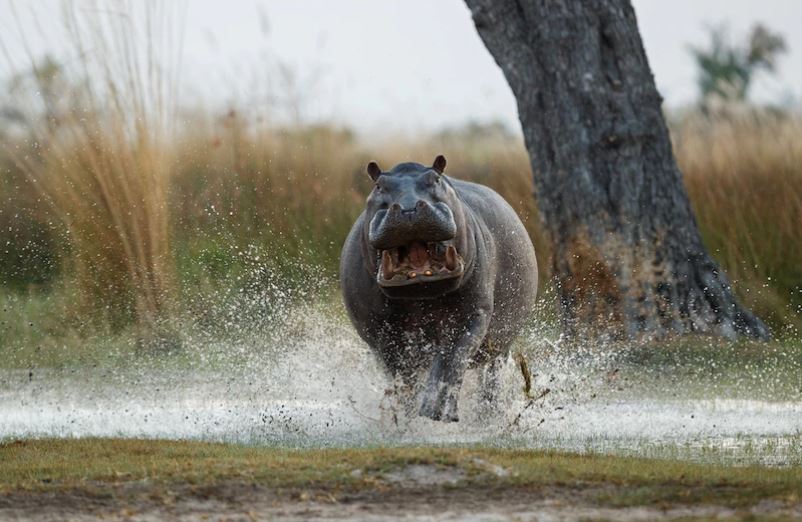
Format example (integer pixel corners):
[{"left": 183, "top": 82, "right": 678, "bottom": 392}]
[
  {"left": 2, "top": 480, "right": 801, "bottom": 521},
  {"left": 352, "top": 459, "right": 509, "bottom": 488},
  {"left": 371, "top": 464, "right": 467, "bottom": 487}
]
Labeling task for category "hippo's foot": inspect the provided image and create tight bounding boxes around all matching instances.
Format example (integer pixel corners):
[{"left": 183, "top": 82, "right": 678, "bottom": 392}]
[{"left": 419, "top": 383, "right": 459, "bottom": 422}]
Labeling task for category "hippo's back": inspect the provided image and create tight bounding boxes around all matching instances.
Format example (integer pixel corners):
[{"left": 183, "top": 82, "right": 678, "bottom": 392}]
[{"left": 451, "top": 178, "right": 539, "bottom": 346}]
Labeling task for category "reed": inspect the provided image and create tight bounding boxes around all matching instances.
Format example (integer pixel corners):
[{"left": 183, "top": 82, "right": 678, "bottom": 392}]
[
  {"left": 673, "top": 109, "right": 802, "bottom": 328},
  {"left": 1, "top": 2, "right": 181, "bottom": 335}
]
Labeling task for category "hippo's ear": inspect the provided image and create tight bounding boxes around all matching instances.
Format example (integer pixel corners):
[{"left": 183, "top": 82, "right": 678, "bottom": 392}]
[
  {"left": 432, "top": 155, "right": 447, "bottom": 174},
  {"left": 367, "top": 161, "right": 382, "bottom": 181}
]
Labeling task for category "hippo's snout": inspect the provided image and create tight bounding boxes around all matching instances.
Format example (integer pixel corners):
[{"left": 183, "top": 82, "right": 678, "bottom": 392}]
[
  {"left": 368, "top": 200, "right": 457, "bottom": 251},
  {"left": 368, "top": 201, "right": 464, "bottom": 291}
]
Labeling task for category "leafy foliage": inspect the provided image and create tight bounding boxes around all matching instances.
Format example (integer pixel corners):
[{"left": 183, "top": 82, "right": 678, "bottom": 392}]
[{"left": 690, "top": 24, "right": 786, "bottom": 104}]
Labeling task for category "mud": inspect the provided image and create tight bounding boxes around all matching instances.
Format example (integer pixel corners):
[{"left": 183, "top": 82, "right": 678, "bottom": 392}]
[{"left": 3, "top": 475, "right": 800, "bottom": 521}]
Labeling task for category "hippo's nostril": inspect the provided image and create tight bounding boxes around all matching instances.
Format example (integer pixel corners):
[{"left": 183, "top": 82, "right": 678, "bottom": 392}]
[{"left": 400, "top": 200, "right": 426, "bottom": 215}]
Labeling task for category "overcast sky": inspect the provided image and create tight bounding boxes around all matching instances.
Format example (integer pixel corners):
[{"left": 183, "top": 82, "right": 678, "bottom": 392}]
[{"left": 2, "top": 1, "right": 801, "bottom": 135}]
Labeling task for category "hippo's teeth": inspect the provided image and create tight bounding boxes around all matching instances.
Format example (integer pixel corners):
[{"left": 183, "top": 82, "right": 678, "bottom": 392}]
[
  {"left": 381, "top": 250, "right": 394, "bottom": 279},
  {"left": 408, "top": 271, "right": 417, "bottom": 279},
  {"left": 445, "top": 245, "right": 458, "bottom": 271},
  {"left": 424, "top": 270, "right": 433, "bottom": 276}
]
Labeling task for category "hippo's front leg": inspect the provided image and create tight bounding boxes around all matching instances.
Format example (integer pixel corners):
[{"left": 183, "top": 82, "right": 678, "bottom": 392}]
[{"left": 419, "top": 308, "right": 491, "bottom": 422}]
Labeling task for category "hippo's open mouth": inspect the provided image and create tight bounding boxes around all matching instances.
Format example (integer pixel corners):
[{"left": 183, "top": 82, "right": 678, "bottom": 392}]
[{"left": 377, "top": 241, "right": 465, "bottom": 287}]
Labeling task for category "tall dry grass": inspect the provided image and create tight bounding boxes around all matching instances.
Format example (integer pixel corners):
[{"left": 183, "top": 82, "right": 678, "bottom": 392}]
[
  {"left": 166, "top": 110, "right": 800, "bottom": 330},
  {"left": 172, "top": 115, "right": 366, "bottom": 272},
  {"left": 169, "top": 120, "right": 547, "bottom": 290},
  {"left": 5, "top": 102, "right": 800, "bottom": 333},
  {"left": 1, "top": 2, "right": 181, "bottom": 335},
  {"left": 673, "top": 110, "right": 802, "bottom": 328}
]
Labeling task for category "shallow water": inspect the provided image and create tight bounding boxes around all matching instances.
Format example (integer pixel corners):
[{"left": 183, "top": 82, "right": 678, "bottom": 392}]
[{"left": 2, "top": 303, "right": 801, "bottom": 467}]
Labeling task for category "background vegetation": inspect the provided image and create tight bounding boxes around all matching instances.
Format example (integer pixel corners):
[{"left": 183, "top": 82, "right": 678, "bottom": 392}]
[{"left": 0, "top": 9, "right": 800, "bottom": 363}]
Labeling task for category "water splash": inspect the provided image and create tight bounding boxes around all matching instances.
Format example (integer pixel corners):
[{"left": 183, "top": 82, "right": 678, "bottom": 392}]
[{"left": 2, "top": 264, "right": 801, "bottom": 467}]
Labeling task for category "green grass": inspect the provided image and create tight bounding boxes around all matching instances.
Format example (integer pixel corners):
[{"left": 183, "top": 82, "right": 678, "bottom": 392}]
[
  {"left": 1, "top": 439, "right": 801, "bottom": 510},
  {"left": 608, "top": 337, "right": 802, "bottom": 400},
  {"left": 0, "top": 290, "right": 141, "bottom": 368},
  {"left": 0, "top": 284, "right": 353, "bottom": 370},
  {"left": 3, "top": 283, "right": 800, "bottom": 376}
]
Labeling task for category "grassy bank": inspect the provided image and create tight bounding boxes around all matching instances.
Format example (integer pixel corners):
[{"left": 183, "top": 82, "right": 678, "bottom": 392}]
[{"left": 2, "top": 439, "right": 802, "bottom": 513}]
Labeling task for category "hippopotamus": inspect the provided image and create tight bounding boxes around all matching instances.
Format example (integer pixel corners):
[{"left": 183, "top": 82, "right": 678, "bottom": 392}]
[{"left": 340, "top": 155, "right": 538, "bottom": 422}]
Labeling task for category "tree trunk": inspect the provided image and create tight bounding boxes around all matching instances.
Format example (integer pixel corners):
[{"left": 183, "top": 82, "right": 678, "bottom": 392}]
[{"left": 465, "top": 0, "right": 770, "bottom": 340}]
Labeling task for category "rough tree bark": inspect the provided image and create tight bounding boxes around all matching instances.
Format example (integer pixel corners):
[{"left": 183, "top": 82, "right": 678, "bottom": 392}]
[{"left": 465, "top": 0, "right": 770, "bottom": 340}]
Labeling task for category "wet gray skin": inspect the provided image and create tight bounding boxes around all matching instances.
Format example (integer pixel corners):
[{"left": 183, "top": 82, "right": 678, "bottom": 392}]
[{"left": 340, "top": 155, "right": 538, "bottom": 422}]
